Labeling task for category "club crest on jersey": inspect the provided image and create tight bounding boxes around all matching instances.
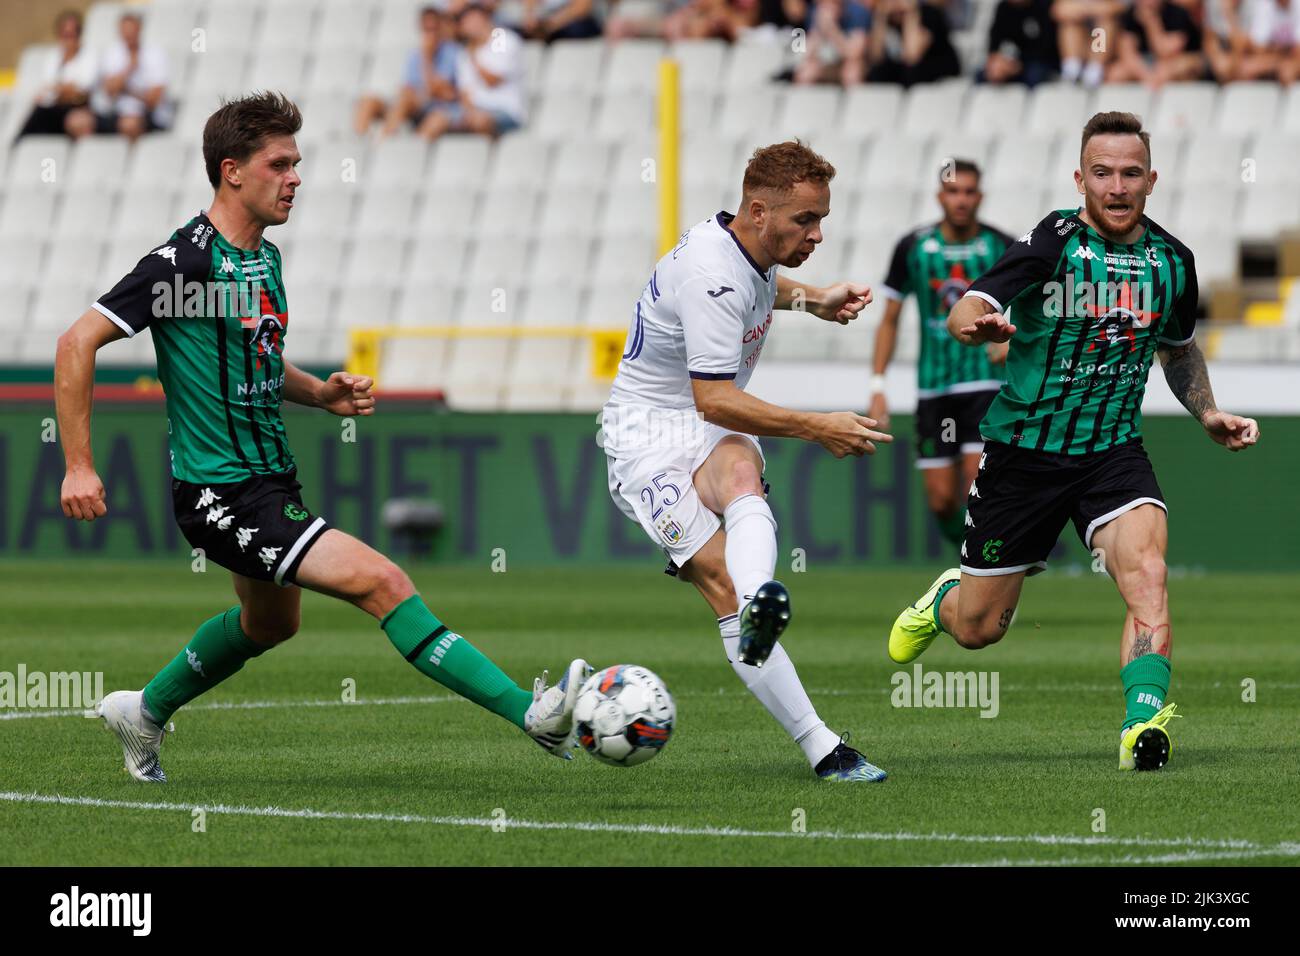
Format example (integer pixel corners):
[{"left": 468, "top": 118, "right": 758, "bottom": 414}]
[
  {"left": 930, "top": 263, "right": 971, "bottom": 310},
  {"left": 655, "top": 513, "right": 684, "bottom": 545},
  {"left": 245, "top": 288, "right": 288, "bottom": 367},
  {"left": 1085, "top": 281, "right": 1162, "bottom": 354}
]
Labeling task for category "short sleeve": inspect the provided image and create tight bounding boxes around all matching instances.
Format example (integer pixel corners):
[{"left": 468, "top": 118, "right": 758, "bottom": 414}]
[
  {"left": 93, "top": 240, "right": 201, "bottom": 337},
  {"left": 1159, "top": 248, "right": 1199, "bottom": 346},
  {"left": 402, "top": 50, "right": 422, "bottom": 90},
  {"left": 679, "top": 275, "right": 747, "bottom": 380},
  {"left": 965, "top": 214, "right": 1064, "bottom": 313},
  {"left": 479, "top": 31, "right": 522, "bottom": 80},
  {"left": 880, "top": 233, "right": 914, "bottom": 301}
]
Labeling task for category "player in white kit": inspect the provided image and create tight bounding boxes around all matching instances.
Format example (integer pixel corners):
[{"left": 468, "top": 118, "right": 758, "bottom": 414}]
[{"left": 602, "top": 142, "right": 893, "bottom": 781}]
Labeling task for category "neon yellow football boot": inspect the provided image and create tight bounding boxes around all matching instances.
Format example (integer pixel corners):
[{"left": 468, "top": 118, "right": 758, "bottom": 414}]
[
  {"left": 1119, "top": 702, "right": 1182, "bottom": 771},
  {"left": 888, "top": 568, "right": 960, "bottom": 664}
]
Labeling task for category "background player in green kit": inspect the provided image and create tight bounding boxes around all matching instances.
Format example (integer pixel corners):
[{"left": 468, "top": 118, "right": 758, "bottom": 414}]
[
  {"left": 888, "top": 112, "right": 1260, "bottom": 771},
  {"left": 869, "top": 161, "right": 1012, "bottom": 546},
  {"left": 53, "top": 92, "right": 588, "bottom": 781}
]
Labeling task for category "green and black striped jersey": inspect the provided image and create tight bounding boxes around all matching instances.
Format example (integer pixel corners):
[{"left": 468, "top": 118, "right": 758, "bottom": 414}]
[
  {"left": 882, "top": 221, "right": 1012, "bottom": 396},
  {"left": 93, "top": 212, "right": 295, "bottom": 483},
  {"left": 966, "top": 209, "right": 1198, "bottom": 455}
]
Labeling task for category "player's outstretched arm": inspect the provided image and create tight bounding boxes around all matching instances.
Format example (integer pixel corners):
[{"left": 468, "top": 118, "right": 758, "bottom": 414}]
[
  {"left": 285, "top": 360, "right": 376, "bottom": 416},
  {"left": 54, "top": 309, "right": 126, "bottom": 521},
  {"left": 868, "top": 297, "right": 903, "bottom": 427},
  {"left": 1158, "top": 341, "right": 1260, "bottom": 451},
  {"left": 776, "top": 275, "right": 872, "bottom": 324},
  {"left": 692, "top": 378, "right": 892, "bottom": 459},
  {"left": 948, "top": 293, "right": 1016, "bottom": 345}
]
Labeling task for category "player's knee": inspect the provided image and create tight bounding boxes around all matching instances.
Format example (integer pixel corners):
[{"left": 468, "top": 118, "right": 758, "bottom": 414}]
[
  {"left": 243, "top": 610, "right": 300, "bottom": 646},
  {"left": 1120, "top": 554, "right": 1167, "bottom": 606},
  {"left": 371, "top": 560, "right": 415, "bottom": 606},
  {"left": 953, "top": 612, "right": 1007, "bottom": 649},
  {"left": 725, "top": 459, "right": 764, "bottom": 501}
]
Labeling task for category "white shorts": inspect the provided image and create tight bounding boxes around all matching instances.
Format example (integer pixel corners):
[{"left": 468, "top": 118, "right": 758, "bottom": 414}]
[{"left": 602, "top": 403, "right": 764, "bottom": 568}]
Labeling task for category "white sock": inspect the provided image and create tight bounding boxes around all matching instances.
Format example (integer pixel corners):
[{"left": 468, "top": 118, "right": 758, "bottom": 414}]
[
  {"left": 1082, "top": 60, "right": 1103, "bottom": 88},
  {"left": 719, "top": 616, "right": 841, "bottom": 768},
  {"left": 722, "top": 493, "right": 778, "bottom": 610}
]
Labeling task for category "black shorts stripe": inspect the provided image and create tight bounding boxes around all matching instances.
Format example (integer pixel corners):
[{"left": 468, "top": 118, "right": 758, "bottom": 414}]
[{"left": 405, "top": 624, "right": 450, "bottom": 663}]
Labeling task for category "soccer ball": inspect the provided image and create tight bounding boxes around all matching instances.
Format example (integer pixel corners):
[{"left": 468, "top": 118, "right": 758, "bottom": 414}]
[{"left": 574, "top": 665, "right": 675, "bottom": 766}]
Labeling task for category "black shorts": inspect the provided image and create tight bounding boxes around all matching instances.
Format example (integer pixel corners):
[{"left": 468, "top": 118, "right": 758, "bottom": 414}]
[
  {"left": 961, "top": 439, "right": 1166, "bottom": 576},
  {"left": 915, "top": 389, "right": 998, "bottom": 468},
  {"left": 172, "top": 469, "right": 330, "bottom": 585}
]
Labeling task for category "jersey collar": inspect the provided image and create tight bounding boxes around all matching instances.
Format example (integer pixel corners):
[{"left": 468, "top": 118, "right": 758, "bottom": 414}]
[{"left": 715, "top": 211, "right": 771, "bottom": 281}]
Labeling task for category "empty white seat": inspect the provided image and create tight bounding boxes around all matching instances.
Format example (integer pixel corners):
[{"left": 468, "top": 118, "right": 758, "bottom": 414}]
[
  {"left": 306, "top": 46, "right": 366, "bottom": 97},
  {"left": 1150, "top": 82, "right": 1218, "bottom": 134},
  {"left": 773, "top": 86, "right": 841, "bottom": 140},
  {"left": 200, "top": 1, "right": 260, "bottom": 56},
  {"left": 187, "top": 52, "right": 250, "bottom": 101},
  {"left": 1091, "top": 83, "right": 1153, "bottom": 124},
  {"left": 319, "top": 3, "right": 376, "bottom": 47},
  {"left": 903, "top": 84, "right": 966, "bottom": 137},
  {"left": 518, "top": 279, "right": 585, "bottom": 327},
  {"left": 304, "top": 138, "right": 370, "bottom": 189},
  {"left": 503, "top": 336, "right": 578, "bottom": 410},
  {"left": 533, "top": 92, "right": 595, "bottom": 140},
  {"left": 0, "top": 191, "right": 56, "bottom": 237},
  {"left": 428, "top": 136, "right": 492, "bottom": 188},
  {"left": 289, "top": 189, "right": 354, "bottom": 235},
  {"left": 1247, "top": 132, "right": 1300, "bottom": 189},
  {"left": 32, "top": 281, "right": 95, "bottom": 332},
  {"left": 68, "top": 138, "right": 130, "bottom": 188},
  {"left": 361, "top": 42, "right": 410, "bottom": 96},
  {"left": 416, "top": 185, "right": 479, "bottom": 237},
  {"left": 609, "top": 135, "right": 657, "bottom": 185},
  {"left": 551, "top": 140, "right": 612, "bottom": 186},
  {"left": 0, "top": 236, "right": 44, "bottom": 286},
  {"left": 680, "top": 89, "right": 717, "bottom": 136},
  {"left": 841, "top": 85, "right": 903, "bottom": 130},
  {"left": 282, "top": 236, "right": 348, "bottom": 287},
  {"left": 141, "top": 0, "right": 206, "bottom": 50},
  {"left": 6, "top": 135, "right": 68, "bottom": 187},
  {"left": 474, "top": 186, "right": 538, "bottom": 238},
  {"left": 599, "top": 186, "right": 657, "bottom": 238},
  {"left": 394, "top": 281, "right": 459, "bottom": 326},
  {"left": 442, "top": 337, "right": 510, "bottom": 410},
  {"left": 464, "top": 238, "right": 530, "bottom": 285},
  {"left": 1237, "top": 186, "right": 1300, "bottom": 241},
  {"left": 718, "top": 87, "right": 782, "bottom": 140},
  {"left": 922, "top": 133, "right": 992, "bottom": 179},
  {"left": 528, "top": 237, "right": 592, "bottom": 285},
  {"left": 1178, "top": 132, "right": 1246, "bottom": 186},
  {"left": 53, "top": 188, "right": 116, "bottom": 238},
  {"left": 808, "top": 133, "right": 869, "bottom": 182},
  {"left": 456, "top": 279, "right": 522, "bottom": 326},
  {"left": 591, "top": 236, "right": 657, "bottom": 286},
  {"left": 581, "top": 282, "right": 639, "bottom": 335},
  {"left": 962, "top": 85, "right": 1027, "bottom": 136},
  {"left": 850, "top": 187, "right": 918, "bottom": 241},
  {"left": 542, "top": 39, "right": 605, "bottom": 92},
  {"left": 605, "top": 40, "right": 666, "bottom": 94},
  {"left": 861, "top": 135, "right": 928, "bottom": 187},
  {"left": 365, "top": 137, "right": 430, "bottom": 186},
  {"left": 535, "top": 186, "right": 601, "bottom": 238},
  {"left": 681, "top": 185, "right": 728, "bottom": 227},
  {"left": 979, "top": 188, "right": 1048, "bottom": 238},
  {"left": 127, "top": 137, "right": 191, "bottom": 186},
  {"left": 594, "top": 91, "right": 655, "bottom": 140},
  {"left": 681, "top": 133, "right": 742, "bottom": 189},
  {"left": 1169, "top": 187, "right": 1239, "bottom": 235},
  {"left": 247, "top": 49, "right": 309, "bottom": 97},
  {"left": 1026, "top": 83, "right": 1090, "bottom": 135},
  {"left": 356, "top": 188, "right": 419, "bottom": 238},
  {"left": 343, "top": 237, "right": 407, "bottom": 284},
  {"left": 984, "top": 135, "right": 1053, "bottom": 188},
  {"left": 672, "top": 39, "right": 727, "bottom": 93},
  {"left": 334, "top": 282, "right": 397, "bottom": 329},
  {"left": 722, "top": 44, "right": 785, "bottom": 90},
  {"left": 261, "top": 0, "right": 321, "bottom": 43},
  {"left": 487, "top": 135, "right": 551, "bottom": 190},
  {"left": 374, "top": 0, "right": 423, "bottom": 45},
  {"left": 408, "top": 235, "right": 470, "bottom": 283}
]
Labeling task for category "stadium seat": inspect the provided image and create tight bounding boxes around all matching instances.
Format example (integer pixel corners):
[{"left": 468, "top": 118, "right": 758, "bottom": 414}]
[
  {"left": 962, "top": 85, "right": 1028, "bottom": 136},
  {"left": 533, "top": 91, "right": 596, "bottom": 140},
  {"left": 591, "top": 235, "right": 657, "bottom": 286},
  {"left": 319, "top": 2, "right": 376, "bottom": 47},
  {"left": 599, "top": 186, "right": 658, "bottom": 239},
  {"left": 1178, "top": 132, "right": 1247, "bottom": 186},
  {"left": 126, "top": 137, "right": 191, "bottom": 187},
  {"left": 343, "top": 236, "right": 407, "bottom": 284},
  {"left": 283, "top": 235, "right": 349, "bottom": 288},
  {"left": 6, "top": 135, "right": 68, "bottom": 187},
  {"left": 289, "top": 189, "right": 355, "bottom": 236},
  {"left": 1247, "top": 132, "right": 1300, "bottom": 189},
  {"left": 428, "top": 137, "right": 493, "bottom": 188},
  {"left": 681, "top": 133, "right": 742, "bottom": 189},
  {"left": 442, "top": 337, "right": 511, "bottom": 410},
  {"left": 53, "top": 187, "right": 116, "bottom": 239},
  {"left": 604, "top": 40, "right": 667, "bottom": 94},
  {"left": 672, "top": 39, "right": 727, "bottom": 93},
  {"left": 808, "top": 133, "right": 869, "bottom": 182},
  {"left": 503, "top": 336, "right": 580, "bottom": 411},
  {"left": 721, "top": 44, "right": 785, "bottom": 90},
  {"left": 681, "top": 184, "right": 730, "bottom": 227},
  {"left": 374, "top": 0, "right": 421, "bottom": 45},
  {"left": 1169, "top": 186, "right": 1239, "bottom": 236},
  {"left": 360, "top": 42, "right": 410, "bottom": 96},
  {"left": 1238, "top": 187, "right": 1300, "bottom": 242},
  {"left": 0, "top": 236, "right": 44, "bottom": 287},
  {"left": 518, "top": 278, "right": 586, "bottom": 328},
  {"left": 861, "top": 135, "right": 928, "bottom": 187},
  {"left": 407, "top": 236, "right": 469, "bottom": 285},
  {"left": 528, "top": 238, "right": 593, "bottom": 287},
  {"left": 841, "top": 84, "right": 903, "bottom": 130},
  {"left": 719, "top": 86, "right": 783, "bottom": 140},
  {"left": 417, "top": 185, "right": 481, "bottom": 237},
  {"left": 1279, "top": 86, "right": 1300, "bottom": 133},
  {"left": 535, "top": 185, "right": 601, "bottom": 239},
  {"left": 474, "top": 185, "right": 539, "bottom": 239},
  {"left": 580, "top": 280, "right": 638, "bottom": 329},
  {"left": 984, "top": 134, "right": 1052, "bottom": 188},
  {"left": 0, "top": 190, "right": 56, "bottom": 238},
  {"left": 464, "top": 239, "right": 531, "bottom": 286},
  {"left": 487, "top": 135, "right": 551, "bottom": 190},
  {"left": 140, "top": 0, "right": 206, "bottom": 49},
  {"left": 247, "top": 49, "right": 310, "bottom": 98},
  {"left": 365, "top": 137, "right": 430, "bottom": 188},
  {"left": 594, "top": 91, "right": 656, "bottom": 140},
  {"left": 31, "top": 281, "right": 94, "bottom": 333},
  {"left": 1025, "top": 83, "right": 1090, "bottom": 135},
  {"left": 922, "top": 133, "right": 993, "bottom": 177},
  {"left": 551, "top": 139, "right": 612, "bottom": 187},
  {"left": 334, "top": 282, "right": 397, "bottom": 332},
  {"left": 187, "top": 51, "right": 250, "bottom": 102},
  {"left": 609, "top": 135, "right": 657, "bottom": 186},
  {"left": 66, "top": 137, "right": 130, "bottom": 189},
  {"left": 851, "top": 187, "right": 920, "bottom": 242},
  {"left": 305, "top": 46, "right": 366, "bottom": 98},
  {"left": 980, "top": 187, "right": 1049, "bottom": 237},
  {"left": 542, "top": 39, "right": 605, "bottom": 93},
  {"left": 1092, "top": 83, "right": 1152, "bottom": 124},
  {"left": 394, "top": 280, "right": 459, "bottom": 327},
  {"left": 1150, "top": 82, "right": 1219, "bottom": 134},
  {"left": 781, "top": 240, "right": 845, "bottom": 289},
  {"left": 774, "top": 87, "right": 842, "bottom": 141},
  {"left": 903, "top": 84, "right": 967, "bottom": 137}
]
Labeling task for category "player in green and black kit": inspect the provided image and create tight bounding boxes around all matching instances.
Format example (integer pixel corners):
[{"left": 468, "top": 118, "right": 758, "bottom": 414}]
[
  {"left": 887, "top": 112, "right": 1260, "bottom": 771},
  {"left": 870, "top": 160, "right": 1012, "bottom": 545},
  {"left": 54, "top": 92, "right": 589, "bottom": 782}
]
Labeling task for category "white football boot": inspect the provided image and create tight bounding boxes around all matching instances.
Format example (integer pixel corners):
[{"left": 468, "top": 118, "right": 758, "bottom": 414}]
[
  {"left": 524, "top": 659, "right": 591, "bottom": 759},
  {"left": 93, "top": 689, "right": 172, "bottom": 782}
]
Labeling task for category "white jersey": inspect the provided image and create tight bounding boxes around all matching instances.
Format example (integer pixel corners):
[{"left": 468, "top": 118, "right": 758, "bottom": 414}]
[{"left": 608, "top": 212, "right": 778, "bottom": 410}]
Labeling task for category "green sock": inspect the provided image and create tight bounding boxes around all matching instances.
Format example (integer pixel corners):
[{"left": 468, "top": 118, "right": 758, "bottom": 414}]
[
  {"left": 932, "top": 579, "right": 959, "bottom": 635},
  {"left": 381, "top": 594, "right": 532, "bottom": 729},
  {"left": 937, "top": 511, "right": 966, "bottom": 546},
  {"left": 1121, "top": 652, "right": 1172, "bottom": 732},
  {"left": 142, "top": 607, "right": 268, "bottom": 723}
]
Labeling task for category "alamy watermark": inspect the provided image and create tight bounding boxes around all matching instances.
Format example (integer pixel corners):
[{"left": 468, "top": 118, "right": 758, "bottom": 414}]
[
  {"left": 890, "top": 663, "right": 1000, "bottom": 718},
  {"left": 0, "top": 665, "right": 104, "bottom": 711}
]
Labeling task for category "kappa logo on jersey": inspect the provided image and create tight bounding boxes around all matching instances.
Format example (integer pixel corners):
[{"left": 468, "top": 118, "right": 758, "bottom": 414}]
[
  {"left": 1072, "top": 246, "right": 1098, "bottom": 261},
  {"left": 235, "top": 527, "right": 259, "bottom": 551},
  {"left": 707, "top": 286, "right": 734, "bottom": 298},
  {"left": 259, "top": 546, "right": 282, "bottom": 570},
  {"left": 185, "top": 647, "right": 206, "bottom": 676},
  {"left": 930, "top": 262, "right": 971, "bottom": 310},
  {"left": 195, "top": 488, "right": 221, "bottom": 509},
  {"left": 153, "top": 246, "right": 177, "bottom": 266},
  {"left": 1085, "top": 281, "right": 1163, "bottom": 353},
  {"left": 205, "top": 505, "right": 233, "bottom": 530},
  {"left": 219, "top": 256, "right": 235, "bottom": 274},
  {"left": 1018, "top": 229, "right": 1034, "bottom": 244}
]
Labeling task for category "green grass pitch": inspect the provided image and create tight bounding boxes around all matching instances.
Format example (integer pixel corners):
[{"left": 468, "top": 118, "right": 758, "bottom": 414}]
[{"left": 1, "top": 561, "right": 1297, "bottom": 866}]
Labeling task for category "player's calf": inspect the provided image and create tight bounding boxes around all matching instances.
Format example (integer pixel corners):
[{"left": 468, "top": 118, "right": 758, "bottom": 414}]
[{"left": 950, "top": 603, "right": 1014, "bottom": 650}]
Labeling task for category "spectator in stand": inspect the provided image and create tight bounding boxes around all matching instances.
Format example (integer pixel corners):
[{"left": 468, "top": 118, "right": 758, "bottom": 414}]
[
  {"left": 519, "top": 0, "right": 602, "bottom": 41},
  {"left": 791, "top": 0, "right": 874, "bottom": 86},
  {"left": 606, "top": 1, "right": 693, "bottom": 40},
  {"left": 979, "top": 0, "right": 1060, "bottom": 86},
  {"left": 1106, "top": 0, "right": 1206, "bottom": 84},
  {"left": 419, "top": 2, "right": 526, "bottom": 140},
  {"left": 1204, "top": 0, "right": 1250, "bottom": 80},
  {"left": 66, "top": 12, "right": 172, "bottom": 142},
  {"left": 1052, "top": 0, "right": 1124, "bottom": 87},
  {"left": 1240, "top": 0, "right": 1300, "bottom": 81},
  {"left": 15, "top": 10, "right": 96, "bottom": 141},
  {"left": 867, "top": 0, "right": 962, "bottom": 86},
  {"left": 660, "top": 0, "right": 788, "bottom": 41},
  {"left": 354, "top": 6, "right": 461, "bottom": 139}
]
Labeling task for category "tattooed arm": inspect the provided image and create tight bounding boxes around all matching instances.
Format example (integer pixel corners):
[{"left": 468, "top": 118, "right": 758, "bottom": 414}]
[{"left": 1157, "top": 341, "right": 1260, "bottom": 451}]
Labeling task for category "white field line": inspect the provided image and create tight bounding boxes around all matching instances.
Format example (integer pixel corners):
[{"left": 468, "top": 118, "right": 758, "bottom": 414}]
[
  {"left": 0, "top": 791, "right": 1284, "bottom": 861},
  {"left": 5, "top": 682, "right": 1298, "bottom": 721},
  {"left": 942, "top": 844, "right": 1300, "bottom": 866}
]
